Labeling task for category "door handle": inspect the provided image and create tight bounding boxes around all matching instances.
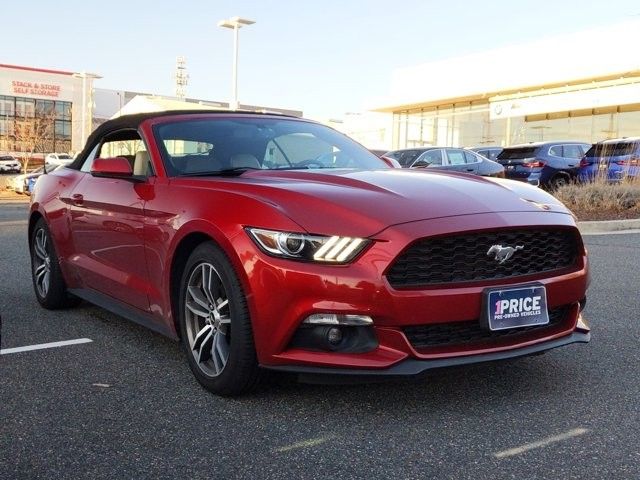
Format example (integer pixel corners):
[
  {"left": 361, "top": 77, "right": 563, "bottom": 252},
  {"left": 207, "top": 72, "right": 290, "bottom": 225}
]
[
  {"left": 466, "top": 168, "right": 474, "bottom": 172},
  {"left": 72, "top": 193, "right": 84, "bottom": 206}
]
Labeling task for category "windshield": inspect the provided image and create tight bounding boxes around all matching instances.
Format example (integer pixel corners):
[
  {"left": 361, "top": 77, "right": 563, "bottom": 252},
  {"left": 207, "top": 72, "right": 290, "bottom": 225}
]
[
  {"left": 154, "top": 117, "right": 387, "bottom": 176},
  {"left": 584, "top": 142, "right": 639, "bottom": 158}
]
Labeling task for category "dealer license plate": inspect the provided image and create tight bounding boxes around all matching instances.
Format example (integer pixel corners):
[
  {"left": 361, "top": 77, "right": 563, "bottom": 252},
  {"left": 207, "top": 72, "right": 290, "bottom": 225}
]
[{"left": 482, "top": 283, "right": 549, "bottom": 331}]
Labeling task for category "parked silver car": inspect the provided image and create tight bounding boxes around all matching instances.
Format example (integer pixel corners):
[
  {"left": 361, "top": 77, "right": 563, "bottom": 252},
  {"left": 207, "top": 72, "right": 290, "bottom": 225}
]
[{"left": 384, "top": 147, "right": 505, "bottom": 177}]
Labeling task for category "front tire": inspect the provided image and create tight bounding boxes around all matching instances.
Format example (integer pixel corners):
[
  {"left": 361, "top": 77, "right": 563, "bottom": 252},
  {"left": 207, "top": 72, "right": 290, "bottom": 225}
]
[
  {"left": 30, "top": 218, "right": 80, "bottom": 309},
  {"left": 178, "top": 242, "right": 261, "bottom": 396}
]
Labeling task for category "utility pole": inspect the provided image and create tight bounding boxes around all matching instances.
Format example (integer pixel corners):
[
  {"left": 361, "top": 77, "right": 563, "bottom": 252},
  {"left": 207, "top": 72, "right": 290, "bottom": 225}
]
[{"left": 174, "top": 56, "right": 189, "bottom": 101}]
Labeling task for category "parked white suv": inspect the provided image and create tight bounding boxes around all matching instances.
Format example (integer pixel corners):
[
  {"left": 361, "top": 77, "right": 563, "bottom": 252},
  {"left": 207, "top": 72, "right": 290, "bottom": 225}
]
[
  {"left": 45, "top": 153, "right": 73, "bottom": 168},
  {"left": 0, "top": 155, "right": 21, "bottom": 173}
]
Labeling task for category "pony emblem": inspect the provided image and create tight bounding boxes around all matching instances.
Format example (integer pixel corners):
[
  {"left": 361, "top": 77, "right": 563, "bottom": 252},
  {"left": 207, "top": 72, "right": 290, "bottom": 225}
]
[{"left": 486, "top": 244, "right": 524, "bottom": 264}]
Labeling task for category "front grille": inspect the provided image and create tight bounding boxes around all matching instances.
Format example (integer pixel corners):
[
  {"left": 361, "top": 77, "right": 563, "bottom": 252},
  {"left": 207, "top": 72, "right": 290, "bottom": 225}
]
[
  {"left": 387, "top": 228, "right": 579, "bottom": 287},
  {"left": 404, "top": 306, "right": 569, "bottom": 350}
]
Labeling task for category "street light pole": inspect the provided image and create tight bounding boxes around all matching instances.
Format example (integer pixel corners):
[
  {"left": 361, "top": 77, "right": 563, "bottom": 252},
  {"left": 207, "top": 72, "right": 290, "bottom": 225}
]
[
  {"left": 218, "top": 16, "right": 255, "bottom": 110},
  {"left": 232, "top": 23, "right": 239, "bottom": 109}
]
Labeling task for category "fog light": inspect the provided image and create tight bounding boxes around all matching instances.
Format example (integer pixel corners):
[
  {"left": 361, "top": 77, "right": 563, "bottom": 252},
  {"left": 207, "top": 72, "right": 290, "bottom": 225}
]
[
  {"left": 303, "top": 313, "right": 373, "bottom": 326},
  {"left": 326, "top": 327, "right": 343, "bottom": 346}
]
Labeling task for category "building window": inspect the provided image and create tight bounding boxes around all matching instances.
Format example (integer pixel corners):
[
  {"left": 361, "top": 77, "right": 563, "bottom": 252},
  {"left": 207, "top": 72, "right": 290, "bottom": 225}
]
[
  {"left": 15, "top": 98, "right": 35, "bottom": 118},
  {"left": 0, "top": 96, "right": 15, "bottom": 117},
  {"left": 0, "top": 95, "right": 72, "bottom": 155},
  {"left": 55, "top": 101, "right": 71, "bottom": 120},
  {"left": 36, "top": 99, "right": 55, "bottom": 116}
]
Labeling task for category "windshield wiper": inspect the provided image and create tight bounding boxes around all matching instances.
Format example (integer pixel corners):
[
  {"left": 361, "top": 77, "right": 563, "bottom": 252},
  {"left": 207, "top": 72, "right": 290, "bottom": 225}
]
[{"left": 179, "top": 167, "right": 262, "bottom": 177}]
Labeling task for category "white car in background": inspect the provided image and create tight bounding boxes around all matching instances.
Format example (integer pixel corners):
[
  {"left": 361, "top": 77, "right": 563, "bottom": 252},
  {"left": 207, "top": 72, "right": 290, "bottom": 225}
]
[
  {"left": 0, "top": 155, "right": 21, "bottom": 173},
  {"left": 12, "top": 164, "right": 69, "bottom": 194},
  {"left": 44, "top": 153, "right": 73, "bottom": 167},
  {"left": 12, "top": 166, "right": 45, "bottom": 194}
]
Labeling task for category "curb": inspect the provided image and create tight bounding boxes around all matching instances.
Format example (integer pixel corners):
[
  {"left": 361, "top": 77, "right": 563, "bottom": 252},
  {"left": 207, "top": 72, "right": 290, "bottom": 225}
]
[{"left": 577, "top": 218, "right": 640, "bottom": 234}]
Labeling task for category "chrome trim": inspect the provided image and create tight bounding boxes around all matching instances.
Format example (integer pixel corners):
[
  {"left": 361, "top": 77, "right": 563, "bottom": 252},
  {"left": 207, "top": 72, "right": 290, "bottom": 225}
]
[{"left": 303, "top": 314, "right": 373, "bottom": 326}]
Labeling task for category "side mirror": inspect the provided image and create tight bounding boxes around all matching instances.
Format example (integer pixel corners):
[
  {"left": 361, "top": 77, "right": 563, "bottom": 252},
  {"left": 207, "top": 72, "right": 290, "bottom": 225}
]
[
  {"left": 380, "top": 155, "right": 401, "bottom": 168},
  {"left": 91, "top": 157, "right": 134, "bottom": 179}
]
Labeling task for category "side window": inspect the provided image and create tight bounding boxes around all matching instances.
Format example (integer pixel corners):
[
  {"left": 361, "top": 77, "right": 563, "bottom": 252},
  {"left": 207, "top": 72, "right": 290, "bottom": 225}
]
[
  {"left": 562, "top": 144, "right": 584, "bottom": 159},
  {"left": 464, "top": 151, "right": 480, "bottom": 163},
  {"left": 549, "top": 145, "right": 563, "bottom": 157},
  {"left": 416, "top": 149, "right": 443, "bottom": 166},
  {"left": 446, "top": 149, "right": 466, "bottom": 165},
  {"left": 79, "top": 144, "right": 100, "bottom": 172},
  {"left": 94, "top": 130, "right": 152, "bottom": 176},
  {"left": 99, "top": 137, "right": 145, "bottom": 160},
  {"left": 399, "top": 150, "right": 420, "bottom": 167}
]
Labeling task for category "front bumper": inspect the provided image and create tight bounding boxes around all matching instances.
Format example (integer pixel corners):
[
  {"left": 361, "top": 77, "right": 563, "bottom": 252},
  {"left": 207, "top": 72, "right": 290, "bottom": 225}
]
[
  {"left": 239, "top": 211, "right": 589, "bottom": 371},
  {"left": 264, "top": 329, "right": 590, "bottom": 383}
]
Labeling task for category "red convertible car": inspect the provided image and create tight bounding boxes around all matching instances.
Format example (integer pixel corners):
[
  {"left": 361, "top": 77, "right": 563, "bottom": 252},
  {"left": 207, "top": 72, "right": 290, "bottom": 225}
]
[{"left": 29, "top": 111, "right": 590, "bottom": 396}]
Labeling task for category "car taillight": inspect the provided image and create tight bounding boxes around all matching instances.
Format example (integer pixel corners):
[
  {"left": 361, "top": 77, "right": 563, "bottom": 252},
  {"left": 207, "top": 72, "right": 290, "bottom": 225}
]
[
  {"left": 579, "top": 158, "right": 589, "bottom": 168},
  {"left": 616, "top": 157, "right": 640, "bottom": 166},
  {"left": 523, "top": 161, "right": 545, "bottom": 168}
]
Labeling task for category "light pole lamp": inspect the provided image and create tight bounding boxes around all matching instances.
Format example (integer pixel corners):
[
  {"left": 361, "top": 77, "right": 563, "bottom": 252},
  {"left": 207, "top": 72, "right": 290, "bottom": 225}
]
[{"left": 218, "top": 16, "right": 255, "bottom": 110}]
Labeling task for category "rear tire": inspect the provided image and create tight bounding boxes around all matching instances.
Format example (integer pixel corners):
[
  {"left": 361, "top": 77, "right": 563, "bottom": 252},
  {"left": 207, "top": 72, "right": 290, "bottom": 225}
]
[
  {"left": 548, "top": 174, "right": 570, "bottom": 191},
  {"left": 178, "top": 242, "right": 262, "bottom": 396},
  {"left": 30, "top": 218, "right": 80, "bottom": 309}
]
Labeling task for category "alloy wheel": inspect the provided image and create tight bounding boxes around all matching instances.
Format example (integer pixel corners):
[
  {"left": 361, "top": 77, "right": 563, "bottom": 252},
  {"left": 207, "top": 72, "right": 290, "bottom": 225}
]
[
  {"left": 184, "top": 263, "right": 232, "bottom": 377},
  {"left": 33, "top": 228, "right": 51, "bottom": 298}
]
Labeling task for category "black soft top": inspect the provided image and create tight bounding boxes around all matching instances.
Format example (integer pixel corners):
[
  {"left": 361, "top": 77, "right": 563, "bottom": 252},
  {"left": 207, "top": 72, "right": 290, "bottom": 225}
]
[{"left": 69, "top": 109, "right": 294, "bottom": 170}]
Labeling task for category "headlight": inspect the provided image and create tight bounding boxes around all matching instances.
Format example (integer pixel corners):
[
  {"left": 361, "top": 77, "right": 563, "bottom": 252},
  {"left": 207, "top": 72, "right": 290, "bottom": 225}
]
[{"left": 246, "top": 227, "right": 369, "bottom": 263}]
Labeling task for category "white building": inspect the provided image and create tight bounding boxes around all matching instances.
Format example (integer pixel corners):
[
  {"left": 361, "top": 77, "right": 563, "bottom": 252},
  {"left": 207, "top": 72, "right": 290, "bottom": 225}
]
[{"left": 371, "top": 19, "right": 640, "bottom": 149}]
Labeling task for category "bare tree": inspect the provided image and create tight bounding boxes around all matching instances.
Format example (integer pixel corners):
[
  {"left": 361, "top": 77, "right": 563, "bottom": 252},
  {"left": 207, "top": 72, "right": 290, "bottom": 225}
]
[{"left": 13, "top": 110, "right": 56, "bottom": 173}]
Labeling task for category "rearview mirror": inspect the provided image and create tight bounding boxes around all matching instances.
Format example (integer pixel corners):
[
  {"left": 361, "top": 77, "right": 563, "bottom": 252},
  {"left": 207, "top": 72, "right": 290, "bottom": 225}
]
[{"left": 91, "top": 157, "right": 134, "bottom": 178}]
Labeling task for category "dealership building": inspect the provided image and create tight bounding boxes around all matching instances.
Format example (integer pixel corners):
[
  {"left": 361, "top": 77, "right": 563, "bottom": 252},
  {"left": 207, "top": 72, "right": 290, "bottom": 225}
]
[{"left": 372, "top": 20, "right": 640, "bottom": 150}]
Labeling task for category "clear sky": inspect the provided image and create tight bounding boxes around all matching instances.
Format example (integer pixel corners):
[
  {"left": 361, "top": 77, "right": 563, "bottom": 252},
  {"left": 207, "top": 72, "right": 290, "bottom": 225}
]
[{"left": 2, "top": 0, "right": 639, "bottom": 118}]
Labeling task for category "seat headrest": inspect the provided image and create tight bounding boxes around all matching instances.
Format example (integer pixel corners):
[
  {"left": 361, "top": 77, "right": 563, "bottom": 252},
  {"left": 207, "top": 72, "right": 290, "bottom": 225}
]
[{"left": 133, "top": 151, "right": 151, "bottom": 176}]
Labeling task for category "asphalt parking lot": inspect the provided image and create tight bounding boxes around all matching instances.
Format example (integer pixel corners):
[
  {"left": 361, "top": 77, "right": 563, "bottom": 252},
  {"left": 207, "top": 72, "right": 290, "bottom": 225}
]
[{"left": 1, "top": 201, "right": 639, "bottom": 479}]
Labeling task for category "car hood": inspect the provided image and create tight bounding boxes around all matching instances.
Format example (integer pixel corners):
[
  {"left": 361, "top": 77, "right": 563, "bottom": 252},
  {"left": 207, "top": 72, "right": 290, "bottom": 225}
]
[{"left": 190, "top": 169, "right": 572, "bottom": 237}]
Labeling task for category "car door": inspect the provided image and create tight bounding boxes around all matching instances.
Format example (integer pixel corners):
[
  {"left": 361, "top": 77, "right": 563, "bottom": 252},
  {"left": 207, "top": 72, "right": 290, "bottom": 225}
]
[
  {"left": 561, "top": 144, "right": 587, "bottom": 168},
  {"left": 68, "top": 129, "right": 153, "bottom": 311},
  {"left": 441, "top": 148, "right": 478, "bottom": 174},
  {"left": 463, "top": 150, "right": 482, "bottom": 174}
]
